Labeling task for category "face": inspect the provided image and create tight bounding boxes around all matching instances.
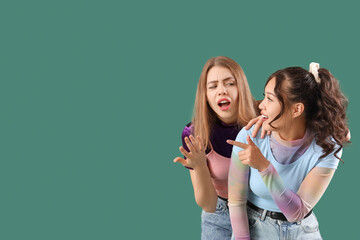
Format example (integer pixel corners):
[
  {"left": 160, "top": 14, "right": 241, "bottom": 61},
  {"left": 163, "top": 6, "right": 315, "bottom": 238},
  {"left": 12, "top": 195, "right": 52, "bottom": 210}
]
[
  {"left": 258, "top": 78, "right": 290, "bottom": 131},
  {"left": 206, "top": 66, "right": 239, "bottom": 124}
]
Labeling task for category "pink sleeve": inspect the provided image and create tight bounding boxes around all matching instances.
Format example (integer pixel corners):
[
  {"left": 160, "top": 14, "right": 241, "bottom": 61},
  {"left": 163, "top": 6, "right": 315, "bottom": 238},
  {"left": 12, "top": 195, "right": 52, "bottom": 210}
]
[
  {"left": 260, "top": 163, "right": 335, "bottom": 222},
  {"left": 228, "top": 152, "right": 250, "bottom": 240}
]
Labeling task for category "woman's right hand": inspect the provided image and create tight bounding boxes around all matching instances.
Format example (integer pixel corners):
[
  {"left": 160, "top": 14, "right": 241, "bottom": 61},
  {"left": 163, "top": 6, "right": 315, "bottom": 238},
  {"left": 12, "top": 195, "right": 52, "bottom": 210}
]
[
  {"left": 173, "top": 135, "right": 207, "bottom": 170},
  {"left": 244, "top": 115, "right": 271, "bottom": 138}
]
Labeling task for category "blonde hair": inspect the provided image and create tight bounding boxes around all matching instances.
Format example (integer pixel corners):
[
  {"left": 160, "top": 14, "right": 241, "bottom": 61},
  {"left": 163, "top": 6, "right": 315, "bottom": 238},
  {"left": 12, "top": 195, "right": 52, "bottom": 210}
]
[{"left": 192, "top": 56, "right": 257, "bottom": 149}]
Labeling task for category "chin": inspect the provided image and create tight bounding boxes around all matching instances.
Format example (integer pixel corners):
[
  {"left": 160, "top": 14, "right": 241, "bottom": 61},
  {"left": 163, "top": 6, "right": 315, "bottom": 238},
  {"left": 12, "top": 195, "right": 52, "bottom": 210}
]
[{"left": 217, "top": 114, "right": 236, "bottom": 124}]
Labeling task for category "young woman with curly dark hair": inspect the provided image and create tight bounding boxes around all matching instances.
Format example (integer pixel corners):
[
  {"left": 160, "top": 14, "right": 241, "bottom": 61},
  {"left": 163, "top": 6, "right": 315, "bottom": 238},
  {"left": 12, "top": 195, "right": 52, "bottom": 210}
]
[{"left": 227, "top": 63, "right": 350, "bottom": 240}]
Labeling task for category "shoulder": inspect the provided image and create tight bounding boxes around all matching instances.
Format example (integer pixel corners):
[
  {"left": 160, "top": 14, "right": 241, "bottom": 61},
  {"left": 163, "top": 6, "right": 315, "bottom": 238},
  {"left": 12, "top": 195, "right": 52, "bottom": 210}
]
[
  {"left": 235, "top": 126, "right": 252, "bottom": 142},
  {"left": 235, "top": 125, "right": 268, "bottom": 142},
  {"left": 233, "top": 125, "right": 268, "bottom": 153},
  {"left": 310, "top": 138, "right": 341, "bottom": 169},
  {"left": 181, "top": 122, "right": 193, "bottom": 139}
]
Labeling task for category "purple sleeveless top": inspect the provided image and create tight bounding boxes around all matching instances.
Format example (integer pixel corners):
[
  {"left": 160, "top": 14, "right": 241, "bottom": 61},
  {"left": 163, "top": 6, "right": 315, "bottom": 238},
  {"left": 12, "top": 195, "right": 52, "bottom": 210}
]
[{"left": 181, "top": 120, "right": 241, "bottom": 199}]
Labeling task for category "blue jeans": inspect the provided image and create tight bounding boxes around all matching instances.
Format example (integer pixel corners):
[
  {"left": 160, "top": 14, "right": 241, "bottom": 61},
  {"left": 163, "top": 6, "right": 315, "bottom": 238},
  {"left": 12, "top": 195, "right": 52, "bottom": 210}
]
[
  {"left": 247, "top": 206, "right": 322, "bottom": 240},
  {"left": 201, "top": 197, "right": 232, "bottom": 240}
]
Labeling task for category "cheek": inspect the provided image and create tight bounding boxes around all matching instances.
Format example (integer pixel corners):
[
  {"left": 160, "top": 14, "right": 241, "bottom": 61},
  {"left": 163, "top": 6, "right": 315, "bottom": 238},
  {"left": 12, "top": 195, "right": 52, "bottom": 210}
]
[
  {"left": 232, "top": 102, "right": 239, "bottom": 111},
  {"left": 206, "top": 92, "right": 215, "bottom": 106},
  {"left": 229, "top": 89, "right": 239, "bottom": 103},
  {"left": 269, "top": 110, "right": 279, "bottom": 119},
  {"left": 274, "top": 107, "right": 282, "bottom": 117},
  {"left": 206, "top": 91, "right": 210, "bottom": 101},
  {"left": 232, "top": 89, "right": 239, "bottom": 99}
]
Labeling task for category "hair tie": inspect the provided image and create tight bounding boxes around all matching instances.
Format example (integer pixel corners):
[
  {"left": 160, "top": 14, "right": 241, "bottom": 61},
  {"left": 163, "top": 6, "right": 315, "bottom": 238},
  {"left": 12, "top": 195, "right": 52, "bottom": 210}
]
[{"left": 309, "top": 62, "right": 321, "bottom": 84}]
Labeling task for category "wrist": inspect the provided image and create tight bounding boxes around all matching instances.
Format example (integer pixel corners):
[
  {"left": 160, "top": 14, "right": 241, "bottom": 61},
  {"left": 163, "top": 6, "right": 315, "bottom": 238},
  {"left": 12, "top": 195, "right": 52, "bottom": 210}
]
[
  {"left": 192, "top": 160, "right": 208, "bottom": 171},
  {"left": 258, "top": 159, "right": 270, "bottom": 172}
]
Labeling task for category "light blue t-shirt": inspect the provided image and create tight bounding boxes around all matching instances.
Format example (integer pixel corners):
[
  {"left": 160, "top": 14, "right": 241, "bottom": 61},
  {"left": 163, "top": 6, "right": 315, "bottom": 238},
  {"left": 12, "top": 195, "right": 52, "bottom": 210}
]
[{"left": 232, "top": 126, "right": 341, "bottom": 212}]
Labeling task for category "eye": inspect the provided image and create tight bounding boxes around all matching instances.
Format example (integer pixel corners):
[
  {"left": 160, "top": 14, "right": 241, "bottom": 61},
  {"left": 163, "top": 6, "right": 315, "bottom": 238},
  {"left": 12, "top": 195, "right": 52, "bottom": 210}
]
[
  {"left": 226, "top": 81, "right": 235, "bottom": 86},
  {"left": 263, "top": 93, "right": 272, "bottom": 102},
  {"left": 208, "top": 84, "right": 217, "bottom": 89}
]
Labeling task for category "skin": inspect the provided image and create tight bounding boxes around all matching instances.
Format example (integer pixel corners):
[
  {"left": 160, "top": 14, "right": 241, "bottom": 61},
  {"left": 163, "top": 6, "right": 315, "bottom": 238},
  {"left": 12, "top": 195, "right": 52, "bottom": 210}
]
[
  {"left": 227, "top": 78, "right": 307, "bottom": 172},
  {"left": 177, "top": 135, "right": 217, "bottom": 212},
  {"left": 258, "top": 78, "right": 306, "bottom": 140},
  {"left": 244, "top": 115, "right": 271, "bottom": 138},
  {"left": 206, "top": 66, "right": 239, "bottom": 124},
  {"left": 227, "top": 77, "right": 341, "bottom": 229},
  {"left": 175, "top": 74, "right": 347, "bottom": 219},
  {"left": 174, "top": 66, "right": 243, "bottom": 212}
]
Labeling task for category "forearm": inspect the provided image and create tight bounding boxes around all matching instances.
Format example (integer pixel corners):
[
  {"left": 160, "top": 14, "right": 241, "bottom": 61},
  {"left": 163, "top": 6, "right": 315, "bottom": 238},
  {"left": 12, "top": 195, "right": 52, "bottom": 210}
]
[
  {"left": 228, "top": 152, "right": 250, "bottom": 240},
  {"left": 260, "top": 164, "right": 312, "bottom": 222},
  {"left": 190, "top": 165, "right": 218, "bottom": 212}
]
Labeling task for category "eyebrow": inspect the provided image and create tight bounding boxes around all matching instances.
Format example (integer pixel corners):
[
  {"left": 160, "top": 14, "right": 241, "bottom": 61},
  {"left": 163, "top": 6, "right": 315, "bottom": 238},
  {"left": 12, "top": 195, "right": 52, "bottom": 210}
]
[
  {"left": 207, "top": 77, "right": 235, "bottom": 85},
  {"left": 265, "top": 91, "right": 276, "bottom": 97}
]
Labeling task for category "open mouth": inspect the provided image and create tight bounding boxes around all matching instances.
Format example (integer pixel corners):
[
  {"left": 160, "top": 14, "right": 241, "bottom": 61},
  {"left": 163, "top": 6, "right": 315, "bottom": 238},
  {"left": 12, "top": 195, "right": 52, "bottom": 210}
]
[
  {"left": 218, "top": 98, "right": 231, "bottom": 111},
  {"left": 261, "top": 114, "right": 269, "bottom": 121}
]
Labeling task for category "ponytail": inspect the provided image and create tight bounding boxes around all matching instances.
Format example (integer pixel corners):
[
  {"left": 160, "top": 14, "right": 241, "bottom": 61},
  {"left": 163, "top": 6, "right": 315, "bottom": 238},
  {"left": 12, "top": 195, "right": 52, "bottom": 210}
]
[
  {"left": 267, "top": 66, "right": 350, "bottom": 161},
  {"left": 310, "top": 68, "right": 349, "bottom": 161}
]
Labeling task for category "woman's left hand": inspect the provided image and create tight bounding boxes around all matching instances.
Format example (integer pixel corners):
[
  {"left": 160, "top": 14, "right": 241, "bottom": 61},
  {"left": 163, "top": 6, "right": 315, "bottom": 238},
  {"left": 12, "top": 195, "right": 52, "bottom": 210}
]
[
  {"left": 227, "top": 135, "right": 270, "bottom": 172},
  {"left": 173, "top": 135, "right": 207, "bottom": 170},
  {"left": 244, "top": 115, "right": 271, "bottom": 138}
]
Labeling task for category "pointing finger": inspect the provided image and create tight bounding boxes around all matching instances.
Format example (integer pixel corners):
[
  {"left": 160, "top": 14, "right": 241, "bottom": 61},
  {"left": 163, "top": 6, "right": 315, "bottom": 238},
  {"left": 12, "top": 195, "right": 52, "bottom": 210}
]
[{"left": 226, "top": 139, "right": 249, "bottom": 149}]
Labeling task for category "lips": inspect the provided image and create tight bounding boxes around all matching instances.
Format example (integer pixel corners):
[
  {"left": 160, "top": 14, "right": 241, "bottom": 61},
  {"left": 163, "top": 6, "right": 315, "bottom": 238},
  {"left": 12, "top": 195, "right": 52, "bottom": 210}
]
[
  {"left": 217, "top": 98, "right": 231, "bottom": 111},
  {"left": 261, "top": 113, "right": 269, "bottom": 121}
]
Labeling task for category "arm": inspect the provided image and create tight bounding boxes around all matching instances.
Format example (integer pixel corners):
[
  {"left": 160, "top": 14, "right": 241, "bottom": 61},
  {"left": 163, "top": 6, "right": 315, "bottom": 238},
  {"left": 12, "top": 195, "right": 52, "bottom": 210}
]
[
  {"left": 228, "top": 151, "right": 251, "bottom": 240},
  {"left": 260, "top": 164, "right": 335, "bottom": 222},
  {"left": 189, "top": 162, "right": 218, "bottom": 212},
  {"left": 227, "top": 135, "right": 337, "bottom": 223},
  {"left": 174, "top": 135, "right": 218, "bottom": 212}
]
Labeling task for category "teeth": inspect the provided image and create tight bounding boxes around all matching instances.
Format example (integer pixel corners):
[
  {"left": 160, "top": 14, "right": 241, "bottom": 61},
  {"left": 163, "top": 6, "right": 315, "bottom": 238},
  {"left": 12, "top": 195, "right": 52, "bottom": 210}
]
[
  {"left": 261, "top": 114, "right": 268, "bottom": 118},
  {"left": 220, "top": 101, "right": 228, "bottom": 104}
]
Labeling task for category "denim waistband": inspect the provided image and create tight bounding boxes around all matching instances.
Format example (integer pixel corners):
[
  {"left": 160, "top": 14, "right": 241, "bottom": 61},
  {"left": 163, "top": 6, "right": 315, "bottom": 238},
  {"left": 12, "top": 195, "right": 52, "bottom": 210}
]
[{"left": 218, "top": 196, "right": 228, "bottom": 202}]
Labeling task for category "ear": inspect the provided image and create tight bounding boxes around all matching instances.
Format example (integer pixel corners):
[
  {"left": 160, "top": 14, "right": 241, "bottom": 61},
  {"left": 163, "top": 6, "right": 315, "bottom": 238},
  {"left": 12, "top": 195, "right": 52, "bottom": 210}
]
[{"left": 291, "top": 102, "right": 304, "bottom": 118}]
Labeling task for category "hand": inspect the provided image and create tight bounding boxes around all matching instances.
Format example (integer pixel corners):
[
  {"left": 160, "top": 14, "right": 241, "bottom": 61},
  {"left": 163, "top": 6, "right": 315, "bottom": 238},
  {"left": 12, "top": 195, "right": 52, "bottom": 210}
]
[
  {"left": 244, "top": 115, "right": 271, "bottom": 138},
  {"left": 227, "top": 135, "right": 270, "bottom": 172},
  {"left": 346, "top": 129, "right": 351, "bottom": 141},
  {"left": 173, "top": 135, "right": 207, "bottom": 170}
]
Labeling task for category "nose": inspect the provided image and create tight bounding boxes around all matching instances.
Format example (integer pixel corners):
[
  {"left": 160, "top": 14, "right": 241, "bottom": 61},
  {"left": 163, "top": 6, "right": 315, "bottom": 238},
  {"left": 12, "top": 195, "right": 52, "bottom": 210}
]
[
  {"left": 258, "top": 99, "right": 265, "bottom": 110},
  {"left": 217, "top": 84, "right": 227, "bottom": 95}
]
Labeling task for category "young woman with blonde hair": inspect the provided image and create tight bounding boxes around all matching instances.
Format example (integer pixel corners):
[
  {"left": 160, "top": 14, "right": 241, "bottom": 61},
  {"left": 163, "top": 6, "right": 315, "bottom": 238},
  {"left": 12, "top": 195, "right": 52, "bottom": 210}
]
[{"left": 174, "top": 56, "right": 260, "bottom": 239}]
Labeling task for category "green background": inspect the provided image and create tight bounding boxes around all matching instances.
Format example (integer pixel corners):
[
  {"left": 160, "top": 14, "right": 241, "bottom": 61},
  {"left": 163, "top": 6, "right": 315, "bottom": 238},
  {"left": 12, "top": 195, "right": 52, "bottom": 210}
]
[{"left": 1, "top": 0, "right": 358, "bottom": 239}]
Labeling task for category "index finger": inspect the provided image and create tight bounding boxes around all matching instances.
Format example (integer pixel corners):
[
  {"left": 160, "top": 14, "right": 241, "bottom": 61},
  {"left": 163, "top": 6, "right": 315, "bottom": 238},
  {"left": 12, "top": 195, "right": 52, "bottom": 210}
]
[
  {"left": 244, "top": 117, "right": 260, "bottom": 130},
  {"left": 251, "top": 117, "right": 264, "bottom": 138},
  {"left": 226, "top": 140, "right": 249, "bottom": 149}
]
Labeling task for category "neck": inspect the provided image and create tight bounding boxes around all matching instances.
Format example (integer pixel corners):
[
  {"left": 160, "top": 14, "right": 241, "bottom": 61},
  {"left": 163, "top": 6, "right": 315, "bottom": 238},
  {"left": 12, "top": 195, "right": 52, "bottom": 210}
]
[
  {"left": 277, "top": 120, "right": 306, "bottom": 141},
  {"left": 277, "top": 128, "right": 306, "bottom": 141},
  {"left": 218, "top": 115, "right": 237, "bottom": 125}
]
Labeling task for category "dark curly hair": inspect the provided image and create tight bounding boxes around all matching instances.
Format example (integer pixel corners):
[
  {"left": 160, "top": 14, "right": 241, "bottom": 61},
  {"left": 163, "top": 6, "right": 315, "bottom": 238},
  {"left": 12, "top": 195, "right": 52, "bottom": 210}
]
[{"left": 266, "top": 66, "right": 349, "bottom": 161}]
